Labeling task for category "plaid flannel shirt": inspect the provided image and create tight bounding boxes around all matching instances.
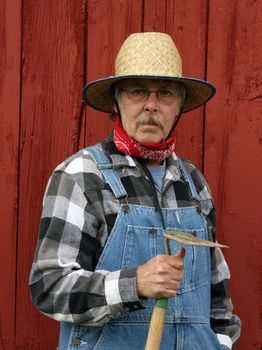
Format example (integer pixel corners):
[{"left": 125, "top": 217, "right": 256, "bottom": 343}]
[{"left": 30, "top": 134, "right": 241, "bottom": 348}]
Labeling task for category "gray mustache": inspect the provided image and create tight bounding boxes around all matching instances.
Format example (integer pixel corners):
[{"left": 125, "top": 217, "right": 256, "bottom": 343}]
[{"left": 136, "top": 114, "right": 164, "bottom": 130}]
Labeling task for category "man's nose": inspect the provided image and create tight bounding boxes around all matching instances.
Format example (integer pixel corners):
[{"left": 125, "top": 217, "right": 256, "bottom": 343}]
[{"left": 144, "top": 92, "right": 159, "bottom": 113}]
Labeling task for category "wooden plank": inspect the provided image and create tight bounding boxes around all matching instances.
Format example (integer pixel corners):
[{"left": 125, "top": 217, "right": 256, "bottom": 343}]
[
  {"left": 205, "top": 0, "right": 262, "bottom": 349},
  {"left": 143, "top": 0, "right": 209, "bottom": 170},
  {"left": 0, "top": 1, "right": 21, "bottom": 349},
  {"left": 15, "top": 1, "right": 86, "bottom": 348},
  {"left": 85, "top": 0, "right": 143, "bottom": 146},
  {"left": 143, "top": 0, "right": 167, "bottom": 32}
]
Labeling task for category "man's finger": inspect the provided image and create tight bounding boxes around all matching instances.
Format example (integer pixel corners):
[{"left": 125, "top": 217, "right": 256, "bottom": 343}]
[{"left": 174, "top": 247, "right": 186, "bottom": 259}]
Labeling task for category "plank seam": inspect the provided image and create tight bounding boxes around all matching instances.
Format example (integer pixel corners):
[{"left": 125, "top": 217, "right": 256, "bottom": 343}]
[
  {"left": 77, "top": 0, "right": 88, "bottom": 150},
  {"left": 14, "top": 0, "right": 24, "bottom": 345},
  {"left": 202, "top": 0, "right": 210, "bottom": 174}
]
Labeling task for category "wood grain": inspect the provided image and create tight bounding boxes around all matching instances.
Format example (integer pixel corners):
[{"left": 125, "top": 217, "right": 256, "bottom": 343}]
[{"left": 145, "top": 306, "right": 166, "bottom": 350}]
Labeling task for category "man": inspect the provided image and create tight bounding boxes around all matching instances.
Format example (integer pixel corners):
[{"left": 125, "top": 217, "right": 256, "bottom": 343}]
[{"left": 30, "top": 32, "right": 241, "bottom": 349}]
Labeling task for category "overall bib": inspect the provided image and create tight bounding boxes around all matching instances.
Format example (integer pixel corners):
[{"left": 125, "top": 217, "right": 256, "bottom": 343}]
[{"left": 59, "top": 147, "right": 222, "bottom": 350}]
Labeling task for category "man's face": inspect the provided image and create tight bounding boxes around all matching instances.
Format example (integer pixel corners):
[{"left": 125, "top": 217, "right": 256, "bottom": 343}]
[{"left": 116, "top": 78, "right": 182, "bottom": 144}]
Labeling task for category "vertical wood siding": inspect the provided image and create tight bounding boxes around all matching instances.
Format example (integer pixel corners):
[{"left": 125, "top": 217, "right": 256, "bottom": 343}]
[
  {"left": 0, "top": 0, "right": 261, "bottom": 349},
  {"left": 205, "top": 1, "right": 262, "bottom": 348}
]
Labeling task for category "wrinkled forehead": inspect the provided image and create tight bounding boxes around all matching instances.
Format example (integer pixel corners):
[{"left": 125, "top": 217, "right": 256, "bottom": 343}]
[{"left": 118, "top": 78, "right": 182, "bottom": 90}]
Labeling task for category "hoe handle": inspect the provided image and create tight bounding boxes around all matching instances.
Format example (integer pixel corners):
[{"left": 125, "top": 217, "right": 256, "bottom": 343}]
[{"left": 145, "top": 299, "right": 167, "bottom": 350}]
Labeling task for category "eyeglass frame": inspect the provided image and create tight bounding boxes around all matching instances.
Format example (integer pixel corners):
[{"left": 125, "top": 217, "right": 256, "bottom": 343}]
[
  {"left": 111, "top": 81, "right": 186, "bottom": 122},
  {"left": 118, "top": 86, "right": 184, "bottom": 103}
]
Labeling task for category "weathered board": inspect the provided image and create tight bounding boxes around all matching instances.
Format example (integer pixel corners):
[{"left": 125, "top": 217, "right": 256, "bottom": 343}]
[{"left": 0, "top": 1, "right": 21, "bottom": 349}]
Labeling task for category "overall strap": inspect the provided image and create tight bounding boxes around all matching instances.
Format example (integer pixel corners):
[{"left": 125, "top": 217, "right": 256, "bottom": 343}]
[
  {"left": 177, "top": 157, "right": 213, "bottom": 215},
  {"left": 176, "top": 157, "right": 200, "bottom": 200},
  {"left": 84, "top": 146, "right": 128, "bottom": 199}
]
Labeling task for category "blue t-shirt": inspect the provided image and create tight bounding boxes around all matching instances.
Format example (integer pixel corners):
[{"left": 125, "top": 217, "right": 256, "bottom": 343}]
[{"left": 147, "top": 161, "right": 166, "bottom": 191}]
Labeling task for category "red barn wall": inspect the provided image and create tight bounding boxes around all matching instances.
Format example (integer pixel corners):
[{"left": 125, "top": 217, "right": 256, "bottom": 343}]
[{"left": 0, "top": 1, "right": 261, "bottom": 349}]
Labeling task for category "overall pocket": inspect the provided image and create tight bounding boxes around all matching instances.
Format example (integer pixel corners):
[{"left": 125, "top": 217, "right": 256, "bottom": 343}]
[
  {"left": 121, "top": 225, "right": 210, "bottom": 293},
  {"left": 166, "top": 228, "right": 211, "bottom": 292}
]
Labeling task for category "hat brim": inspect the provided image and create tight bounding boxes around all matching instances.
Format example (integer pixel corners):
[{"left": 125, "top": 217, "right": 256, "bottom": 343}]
[{"left": 82, "top": 75, "right": 216, "bottom": 113}]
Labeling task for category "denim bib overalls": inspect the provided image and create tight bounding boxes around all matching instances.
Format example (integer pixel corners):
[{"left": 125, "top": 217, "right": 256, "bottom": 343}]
[{"left": 59, "top": 147, "right": 222, "bottom": 350}]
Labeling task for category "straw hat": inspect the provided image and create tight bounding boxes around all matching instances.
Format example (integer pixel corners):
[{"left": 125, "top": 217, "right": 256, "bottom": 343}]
[{"left": 82, "top": 32, "right": 216, "bottom": 113}]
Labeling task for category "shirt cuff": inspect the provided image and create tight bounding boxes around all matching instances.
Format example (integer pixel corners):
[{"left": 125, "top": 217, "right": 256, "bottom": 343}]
[
  {"left": 105, "top": 268, "right": 144, "bottom": 319},
  {"left": 216, "top": 334, "right": 232, "bottom": 349}
]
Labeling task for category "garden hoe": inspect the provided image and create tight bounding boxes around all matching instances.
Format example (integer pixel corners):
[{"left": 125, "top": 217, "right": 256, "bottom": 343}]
[{"left": 144, "top": 230, "right": 229, "bottom": 350}]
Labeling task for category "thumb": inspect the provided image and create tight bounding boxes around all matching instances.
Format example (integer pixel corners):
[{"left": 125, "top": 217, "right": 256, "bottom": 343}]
[{"left": 175, "top": 247, "right": 186, "bottom": 259}]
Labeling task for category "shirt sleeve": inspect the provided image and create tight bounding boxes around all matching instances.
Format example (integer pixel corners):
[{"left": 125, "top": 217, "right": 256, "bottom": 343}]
[
  {"left": 29, "top": 157, "right": 144, "bottom": 326},
  {"left": 211, "top": 248, "right": 242, "bottom": 348}
]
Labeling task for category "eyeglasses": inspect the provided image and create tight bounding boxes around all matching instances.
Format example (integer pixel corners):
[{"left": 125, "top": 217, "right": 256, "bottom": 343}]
[{"left": 119, "top": 87, "right": 181, "bottom": 103}]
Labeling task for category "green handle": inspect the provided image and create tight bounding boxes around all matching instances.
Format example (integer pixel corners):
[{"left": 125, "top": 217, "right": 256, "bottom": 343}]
[{"left": 155, "top": 297, "right": 168, "bottom": 309}]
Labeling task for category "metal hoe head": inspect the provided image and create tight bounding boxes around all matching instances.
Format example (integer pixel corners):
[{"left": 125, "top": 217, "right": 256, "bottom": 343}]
[{"left": 164, "top": 230, "right": 229, "bottom": 250}]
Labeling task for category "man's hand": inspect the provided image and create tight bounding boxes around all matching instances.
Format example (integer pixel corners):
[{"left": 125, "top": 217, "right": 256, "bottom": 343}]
[{"left": 136, "top": 248, "right": 185, "bottom": 299}]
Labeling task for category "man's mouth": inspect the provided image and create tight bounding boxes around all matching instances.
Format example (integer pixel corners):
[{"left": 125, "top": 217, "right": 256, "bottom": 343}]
[{"left": 145, "top": 121, "right": 157, "bottom": 125}]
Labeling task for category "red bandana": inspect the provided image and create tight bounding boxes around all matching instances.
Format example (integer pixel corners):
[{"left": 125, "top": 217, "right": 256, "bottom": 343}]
[{"left": 113, "top": 116, "right": 176, "bottom": 161}]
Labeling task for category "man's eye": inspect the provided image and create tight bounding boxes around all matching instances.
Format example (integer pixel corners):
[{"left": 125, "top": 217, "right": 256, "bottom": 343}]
[
  {"left": 158, "top": 89, "right": 172, "bottom": 97},
  {"left": 131, "top": 89, "right": 148, "bottom": 96}
]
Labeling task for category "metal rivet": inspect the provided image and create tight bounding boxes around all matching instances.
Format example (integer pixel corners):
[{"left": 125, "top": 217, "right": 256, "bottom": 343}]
[
  {"left": 122, "top": 204, "right": 130, "bottom": 213},
  {"left": 149, "top": 228, "right": 157, "bottom": 235},
  {"left": 72, "top": 339, "right": 81, "bottom": 346}
]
